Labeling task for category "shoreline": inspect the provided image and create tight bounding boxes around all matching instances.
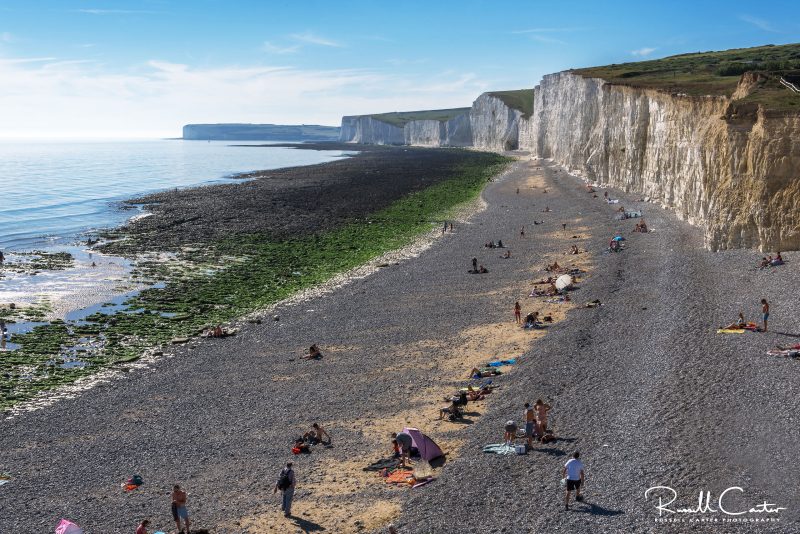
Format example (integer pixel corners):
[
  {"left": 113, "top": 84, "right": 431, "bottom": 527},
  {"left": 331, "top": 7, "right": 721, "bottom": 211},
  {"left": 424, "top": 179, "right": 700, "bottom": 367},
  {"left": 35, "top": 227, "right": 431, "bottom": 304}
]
[{"left": 1, "top": 145, "right": 510, "bottom": 411}]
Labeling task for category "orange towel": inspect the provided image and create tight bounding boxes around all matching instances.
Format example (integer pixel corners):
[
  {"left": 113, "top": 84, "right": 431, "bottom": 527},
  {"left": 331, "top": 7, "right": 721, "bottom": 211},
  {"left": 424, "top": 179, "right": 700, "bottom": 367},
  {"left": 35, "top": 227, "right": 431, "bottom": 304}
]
[{"left": 384, "top": 469, "right": 415, "bottom": 485}]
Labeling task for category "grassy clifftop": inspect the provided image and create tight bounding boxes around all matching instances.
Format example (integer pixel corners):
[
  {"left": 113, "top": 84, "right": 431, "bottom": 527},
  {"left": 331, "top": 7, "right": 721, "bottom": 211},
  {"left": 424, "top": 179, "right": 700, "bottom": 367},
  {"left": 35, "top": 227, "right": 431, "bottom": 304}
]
[
  {"left": 369, "top": 108, "right": 470, "bottom": 127},
  {"left": 573, "top": 43, "right": 800, "bottom": 112},
  {"left": 487, "top": 89, "right": 535, "bottom": 118}
]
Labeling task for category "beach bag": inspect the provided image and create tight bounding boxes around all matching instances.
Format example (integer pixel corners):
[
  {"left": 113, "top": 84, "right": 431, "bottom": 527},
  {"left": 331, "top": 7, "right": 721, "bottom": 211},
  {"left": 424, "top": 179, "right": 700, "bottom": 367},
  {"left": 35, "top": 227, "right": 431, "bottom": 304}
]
[
  {"left": 277, "top": 470, "right": 292, "bottom": 490},
  {"left": 55, "top": 519, "right": 83, "bottom": 534},
  {"left": 515, "top": 444, "right": 527, "bottom": 455}
]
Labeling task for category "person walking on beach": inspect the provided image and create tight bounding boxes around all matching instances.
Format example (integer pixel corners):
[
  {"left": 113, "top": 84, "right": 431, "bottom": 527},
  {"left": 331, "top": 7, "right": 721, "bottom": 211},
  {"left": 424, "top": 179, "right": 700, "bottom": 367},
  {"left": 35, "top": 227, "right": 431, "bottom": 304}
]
[
  {"left": 0, "top": 250, "right": 4, "bottom": 264},
  {"left": 520, "top": 226, "right": 525, "bottom": 238},
  {"left": 472, "top": 257, "right": 478, "bottom": 273},
  {"left": 563, "top": 451, "right": 585, "bottom": 510},
  {"left": 514, "top": 301, "right": 522, "bottom": 324},
  {"left": 442, "top": 221, "right": 447, "bottom": 235},
  {"left": 170, "top": 484, "right": 190, "bottom": 534},
  {"left": 762, "top": 299, "right": 770, "bottom": 332},
  {"left": 274, "top": 462, "right": 296, "bottom": 517},
  {"left": 135, "top": 519, "right": 150, "bottom": 534}
]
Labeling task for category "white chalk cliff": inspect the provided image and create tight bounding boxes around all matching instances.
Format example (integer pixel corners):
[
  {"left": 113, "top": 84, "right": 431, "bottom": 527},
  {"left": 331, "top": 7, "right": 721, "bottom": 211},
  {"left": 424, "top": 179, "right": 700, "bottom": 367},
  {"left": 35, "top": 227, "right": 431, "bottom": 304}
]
[
  {"left": 469, "top": 93, "right": 525, "bottom": 151},
  {"left": 530, "top": 71, "right": 800, "bottom": 251}
]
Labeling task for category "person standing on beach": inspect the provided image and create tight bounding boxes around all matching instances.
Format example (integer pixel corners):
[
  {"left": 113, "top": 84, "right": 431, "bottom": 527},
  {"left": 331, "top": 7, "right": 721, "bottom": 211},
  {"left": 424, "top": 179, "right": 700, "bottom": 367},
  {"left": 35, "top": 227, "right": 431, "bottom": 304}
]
[
  {"left": 170, "top": 484, "right": 190, "bottom": 534},
  {"left": 762, "top": 299, "right": 770, "bottom": 332},
  {"left": 563, "top": 451, "right": 585, "bottom": 510},
  {"left": 524, "top": 403, "right": 536, "bottom": 447},
  {"left": 472, "top": 258, "right": 478, "bottom": 273},
  {"left": 514, "top": 301, "right": 522, "bottom": 324},
  {"left": 442, "top": 221, "right": 447, "bottom": 235},
  {"left": 274, "top": 462, "right": 296, "bottom": 517},
  {"left": 520, "top": 226, "right": 525, "bottom": 238},
  {"left": 0, "top": 250, "right": 4, "bottom": 264}
]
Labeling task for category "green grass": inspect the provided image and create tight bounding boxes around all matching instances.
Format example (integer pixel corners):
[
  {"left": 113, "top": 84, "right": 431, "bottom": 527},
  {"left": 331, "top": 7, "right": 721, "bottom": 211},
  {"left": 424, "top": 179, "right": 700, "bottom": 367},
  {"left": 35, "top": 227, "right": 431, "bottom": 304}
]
[
  {"left": 369, "top": 108, "right": 470, "bottom": 127},
  {"left": 0, "top": 153, "right": 511, "bottom": 410},
  {"left": 573, "top": 43, "right": 800, "bottom": 112},
  {"left": 488, "top": 89, "right": 535, "bottom": 118}
]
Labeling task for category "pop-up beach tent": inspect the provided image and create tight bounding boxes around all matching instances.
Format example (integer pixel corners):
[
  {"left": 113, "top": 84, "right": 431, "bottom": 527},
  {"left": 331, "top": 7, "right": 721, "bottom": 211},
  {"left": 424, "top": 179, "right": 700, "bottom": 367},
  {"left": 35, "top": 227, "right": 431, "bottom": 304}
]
[{"left": 402, "top": 427, "right": 443, "bottom": 462}]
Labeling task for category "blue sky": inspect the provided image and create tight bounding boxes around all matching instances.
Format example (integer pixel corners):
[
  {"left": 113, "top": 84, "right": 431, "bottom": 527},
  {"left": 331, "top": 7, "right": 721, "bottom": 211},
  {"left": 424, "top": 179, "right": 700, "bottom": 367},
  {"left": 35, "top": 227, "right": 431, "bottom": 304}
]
[{"left": 0, "top": 0, "right": 798, "bottom": 137}]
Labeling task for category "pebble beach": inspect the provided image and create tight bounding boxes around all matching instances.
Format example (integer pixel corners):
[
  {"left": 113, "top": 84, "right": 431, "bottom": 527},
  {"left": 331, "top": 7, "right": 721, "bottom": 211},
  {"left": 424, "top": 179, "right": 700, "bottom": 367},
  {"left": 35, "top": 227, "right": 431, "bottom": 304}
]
[{"left": 2, "top": 154, "right": 799, "bottom": 533}]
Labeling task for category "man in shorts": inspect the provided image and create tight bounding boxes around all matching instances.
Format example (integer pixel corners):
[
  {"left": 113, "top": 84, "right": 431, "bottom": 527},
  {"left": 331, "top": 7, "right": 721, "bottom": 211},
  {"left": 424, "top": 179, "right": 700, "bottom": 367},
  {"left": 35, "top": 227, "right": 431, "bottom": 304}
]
[
  {"left": 171, "top": 484, "right": 190, "bottom": 533},
  {"left": 524, "top": 403, "right": 536, "bottom": 447},
  {"left": 563, "top": 451, "right": 585, "bottom": 510}
]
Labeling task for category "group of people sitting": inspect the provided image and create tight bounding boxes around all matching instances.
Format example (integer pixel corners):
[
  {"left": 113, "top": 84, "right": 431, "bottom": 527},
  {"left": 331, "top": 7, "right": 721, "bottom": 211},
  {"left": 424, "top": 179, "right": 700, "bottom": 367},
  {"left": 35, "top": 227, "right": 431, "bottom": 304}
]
[
  {"left": 291, "top": 423, "right": 331, "bottom": 454},
  {"left": 632, "top": 219, "right": 649, "bottom": 233},
  {"left": 484, "top": 240, "right": 504, "bottom": 248},
  {"left": 759, "top": 253, "right": 784, "bottom": 268}
]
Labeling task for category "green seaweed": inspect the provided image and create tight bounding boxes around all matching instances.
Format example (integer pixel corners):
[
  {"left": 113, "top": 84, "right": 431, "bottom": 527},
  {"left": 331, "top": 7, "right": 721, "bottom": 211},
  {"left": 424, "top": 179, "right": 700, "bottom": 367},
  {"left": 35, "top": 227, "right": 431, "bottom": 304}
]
[{"left": 0, "top": 155, "right": 511, "bottom": 410}]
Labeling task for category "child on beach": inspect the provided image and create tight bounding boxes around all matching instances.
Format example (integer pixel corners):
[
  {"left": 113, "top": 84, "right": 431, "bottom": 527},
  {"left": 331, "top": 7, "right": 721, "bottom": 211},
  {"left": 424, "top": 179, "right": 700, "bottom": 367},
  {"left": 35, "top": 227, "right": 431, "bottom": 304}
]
[
  {"left": 762, "top": 299, "right": 770, "bottom": 332},
  {"left": 514, "top": 301, "right": 521, "bottom": 324}
]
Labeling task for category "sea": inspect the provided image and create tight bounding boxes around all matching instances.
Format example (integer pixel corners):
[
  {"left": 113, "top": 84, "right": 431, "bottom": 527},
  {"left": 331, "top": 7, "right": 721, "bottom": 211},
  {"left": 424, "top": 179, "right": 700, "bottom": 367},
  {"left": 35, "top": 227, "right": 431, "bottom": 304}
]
[
  {"left": 0, "top": 139, "right": 354, "bottom": 321},
  {"left": 0, "top": 139, "right": 352, "bottom": 251}
]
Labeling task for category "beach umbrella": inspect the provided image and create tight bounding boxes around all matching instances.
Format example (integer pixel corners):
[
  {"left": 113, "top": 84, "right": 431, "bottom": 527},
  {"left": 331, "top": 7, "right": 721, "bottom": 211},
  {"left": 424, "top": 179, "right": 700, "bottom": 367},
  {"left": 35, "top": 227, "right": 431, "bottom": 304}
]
[{"left": 555, "top": 274, "right": 573, "bottom": 291}]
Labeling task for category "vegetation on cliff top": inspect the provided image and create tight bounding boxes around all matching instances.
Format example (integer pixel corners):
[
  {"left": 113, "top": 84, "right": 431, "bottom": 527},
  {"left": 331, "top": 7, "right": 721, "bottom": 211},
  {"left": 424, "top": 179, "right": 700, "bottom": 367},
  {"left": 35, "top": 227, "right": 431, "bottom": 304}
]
[
  {"left": 573, "top": 43, "right": 800, "bottom": 111},
  {"left": 369, "top": 108, "right": 470, "bottom": 127},
  {"left": 487, "top": 89, "right": 535, "bottom": 118}
]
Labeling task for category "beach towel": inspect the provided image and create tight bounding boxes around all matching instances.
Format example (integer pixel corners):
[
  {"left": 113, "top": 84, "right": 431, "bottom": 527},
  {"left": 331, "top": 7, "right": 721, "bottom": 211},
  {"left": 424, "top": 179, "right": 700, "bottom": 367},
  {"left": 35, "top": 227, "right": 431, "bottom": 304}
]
[
  {"left": 364, "top": 458, "right": 400, "bottom": 472},
  {"left": 717, "top": 329, "right": 745, "bottom": 334},
  {"left": 384, "top": 469, "right": 415, "bottom": 485},
  {"left": 487, "top": 359, "right": 516, "bottom": 367},
  {"left": 482, "top": 443, "right": 517, "bottom": 455}
]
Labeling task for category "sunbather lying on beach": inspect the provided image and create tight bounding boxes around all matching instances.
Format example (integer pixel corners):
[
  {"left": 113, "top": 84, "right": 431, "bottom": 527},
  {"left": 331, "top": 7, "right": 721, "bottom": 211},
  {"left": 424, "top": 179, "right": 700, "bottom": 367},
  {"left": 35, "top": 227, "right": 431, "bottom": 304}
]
[
  {"left": 470, "top": 367, "right": 500, "bottom": 379},
  {"left": 501, "top": 250, "right": 511, "bottom": 258},
  {"left": 545, "top": 261, "right": 561, "bottom": 272},
  {"left": 569, "top": 245, "right": 580, "bottom": 255},
  {"left": 478, "top": 265, "right": 489, "bottom": 273},
  {"left": 302, "top": 344, "right": 323, "bottom": 360}
]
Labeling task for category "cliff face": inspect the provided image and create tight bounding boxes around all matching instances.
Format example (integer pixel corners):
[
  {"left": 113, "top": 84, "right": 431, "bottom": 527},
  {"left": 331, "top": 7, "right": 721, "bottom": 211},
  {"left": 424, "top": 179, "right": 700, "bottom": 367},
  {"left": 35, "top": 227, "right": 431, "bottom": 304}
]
[
  {"left": 340, "top": 112, "right": 471, "bottom": 147},
  {"left": 339, "top": 116, "right": 405, "bottom": 144},
  {"left": 469, "top": 93, "right": 523, "bottom": 151},
  {"left": 531, "top": 71, "right": 800, "bottom": 251}
]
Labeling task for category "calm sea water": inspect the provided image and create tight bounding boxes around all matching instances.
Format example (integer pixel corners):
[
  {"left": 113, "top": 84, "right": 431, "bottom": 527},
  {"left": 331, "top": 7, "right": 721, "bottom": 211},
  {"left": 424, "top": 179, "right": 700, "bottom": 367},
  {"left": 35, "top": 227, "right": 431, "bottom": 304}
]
[{"left": 0, "top": 140, "right": 352, "bottom": 251}]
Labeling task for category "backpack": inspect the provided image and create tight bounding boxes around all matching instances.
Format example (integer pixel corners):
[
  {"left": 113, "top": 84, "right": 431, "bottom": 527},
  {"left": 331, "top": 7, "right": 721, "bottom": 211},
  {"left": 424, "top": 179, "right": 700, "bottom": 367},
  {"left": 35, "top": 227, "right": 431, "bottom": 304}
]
[{"left": 277, "top": 469, "right": 292, "bottom": 491}]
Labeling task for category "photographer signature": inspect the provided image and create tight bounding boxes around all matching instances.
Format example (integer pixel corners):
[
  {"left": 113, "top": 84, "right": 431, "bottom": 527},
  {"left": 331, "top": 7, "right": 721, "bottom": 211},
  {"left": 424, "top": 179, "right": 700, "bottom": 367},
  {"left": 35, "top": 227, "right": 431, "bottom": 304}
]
[{"left": 645, "top": 486, "right": 786, "bottom": 516}]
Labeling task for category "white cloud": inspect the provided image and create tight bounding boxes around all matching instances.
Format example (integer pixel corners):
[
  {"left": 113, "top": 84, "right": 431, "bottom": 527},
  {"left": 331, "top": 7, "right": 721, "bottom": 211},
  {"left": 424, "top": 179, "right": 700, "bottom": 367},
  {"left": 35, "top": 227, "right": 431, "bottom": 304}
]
[
  {"left": 631, "top": 47, "right": 657, "bottom": 57},
  {"left": 290, "top": 31, "right": 343, "bottom": 48},
  {"left": 739, "top": 14, "right": 779, "bottom": 33},
  {"left": 0, "top": 57, "right": 486, "bottom": 137},
  {"left": 263, "top": 41, "right": 301, "bottom": 54}
]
